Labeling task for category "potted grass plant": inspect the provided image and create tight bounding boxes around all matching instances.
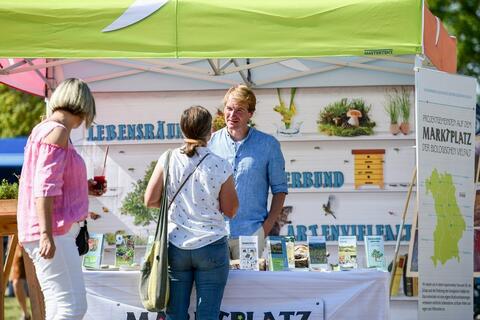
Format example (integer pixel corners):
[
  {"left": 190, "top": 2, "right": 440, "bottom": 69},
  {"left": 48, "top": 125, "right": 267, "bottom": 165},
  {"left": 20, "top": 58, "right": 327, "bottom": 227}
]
[
  {"left": 398, "top": 88, "right": 411, "bottom": 135},
  {"left": 384, "top": 92, "right": 401, "bottom": 135}
]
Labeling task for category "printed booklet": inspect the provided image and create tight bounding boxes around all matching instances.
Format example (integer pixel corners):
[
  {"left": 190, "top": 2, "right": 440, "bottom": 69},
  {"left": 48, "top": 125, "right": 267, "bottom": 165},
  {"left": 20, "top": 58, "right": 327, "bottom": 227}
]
[
  {"left": 307, "top": 236, "right": 328, "bottom": 271},
  {"left": 338, "top": 235, "right": 357, "bottom": 270},
  {"left": 115, "top": 234, "right": 135, "bottom": 267},
  {"left": 239, "top": 236, "right": 259, "bottom": 271},
  {"left": 266, "top": 236, "right": 288, "bottom": 271},
  {"left": 284, "top": 236, "right": 296, "bottom": 269},
  {"left": 82, "top": 233, "right": 105, "bottom": 269},
  {"left": 364, "top": 235, "right": 386, "bottom": 270}
]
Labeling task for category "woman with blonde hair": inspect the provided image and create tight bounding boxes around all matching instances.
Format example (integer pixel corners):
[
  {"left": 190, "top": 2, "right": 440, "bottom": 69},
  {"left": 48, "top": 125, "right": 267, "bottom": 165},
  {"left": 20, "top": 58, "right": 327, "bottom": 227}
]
[
  {"left": 17, "top": 78, "right": 106, "bottom": 319},
  {"left": 145, "top": 105, "right": 238, "bottom": 320}
]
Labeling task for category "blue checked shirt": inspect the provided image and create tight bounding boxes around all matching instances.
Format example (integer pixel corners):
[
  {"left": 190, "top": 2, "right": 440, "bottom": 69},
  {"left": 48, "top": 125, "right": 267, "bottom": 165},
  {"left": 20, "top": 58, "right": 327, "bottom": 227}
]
[{"left": 208, "top": 127, "right": 288, "bottom": 238}]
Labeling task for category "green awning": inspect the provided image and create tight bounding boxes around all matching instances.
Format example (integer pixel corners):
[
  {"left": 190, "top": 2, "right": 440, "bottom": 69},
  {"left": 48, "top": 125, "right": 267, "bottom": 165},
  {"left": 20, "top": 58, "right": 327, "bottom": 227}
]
[{"left": 0, "top": 0, "right": 423, "bottom": 59}]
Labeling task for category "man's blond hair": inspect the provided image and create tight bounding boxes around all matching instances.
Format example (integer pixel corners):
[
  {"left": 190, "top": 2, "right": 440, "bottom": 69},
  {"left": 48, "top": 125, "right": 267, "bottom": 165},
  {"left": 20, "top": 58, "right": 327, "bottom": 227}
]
[{"left": 223, "top": 84, "right": 256, "bottom": 113}]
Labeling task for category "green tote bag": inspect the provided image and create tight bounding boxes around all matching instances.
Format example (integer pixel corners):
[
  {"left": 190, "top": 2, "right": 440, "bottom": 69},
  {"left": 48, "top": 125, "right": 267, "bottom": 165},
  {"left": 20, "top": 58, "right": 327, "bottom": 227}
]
[{"left": 139, "top": 150, "right": 172, "bottom": 312}]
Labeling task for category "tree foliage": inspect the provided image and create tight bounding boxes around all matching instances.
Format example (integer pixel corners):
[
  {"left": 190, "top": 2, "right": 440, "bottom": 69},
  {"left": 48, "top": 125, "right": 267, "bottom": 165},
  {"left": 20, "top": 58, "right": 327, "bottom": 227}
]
[
  {"left": 120, "top": 161, "right": 159, "bottom": 226},
  {"left": 0, "top": 84, "right": 45, "bottom": 137},
  {"left": 428, "top": 0, "right": 480, "bottom": 81}
]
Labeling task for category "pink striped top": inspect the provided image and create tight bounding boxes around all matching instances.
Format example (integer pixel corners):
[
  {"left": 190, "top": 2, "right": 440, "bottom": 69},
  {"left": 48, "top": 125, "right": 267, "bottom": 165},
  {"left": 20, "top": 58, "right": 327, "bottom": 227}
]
[{"left": 17, "top": 120, "right": 89, "bottom": 243}]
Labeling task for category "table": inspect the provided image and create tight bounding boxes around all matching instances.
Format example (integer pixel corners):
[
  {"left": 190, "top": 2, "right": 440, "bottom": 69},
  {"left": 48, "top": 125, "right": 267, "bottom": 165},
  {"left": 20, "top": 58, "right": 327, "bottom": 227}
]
[
  {"left": 84, "top": 269, "right": 389, "bottom": 320},
  {"left": 0, "top": 200, "right": 44, "bottom": 320}
]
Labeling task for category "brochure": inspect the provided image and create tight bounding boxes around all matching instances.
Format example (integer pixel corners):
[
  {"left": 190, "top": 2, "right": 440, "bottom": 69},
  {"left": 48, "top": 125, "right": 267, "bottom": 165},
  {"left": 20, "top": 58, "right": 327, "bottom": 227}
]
[
  {"left": 266, "top": 236, "right": 288, "bottom": 271},
  {"left": 338, "top": 235, "right": 357, "bottom": 270},
  {"left": 364, "top": 235, "right": 386, "bottom": 270},
  {"left": 284, "top": 236, "right": 296, "bottom": 269},
  {"left": 82, "top": 233, "right": 105, "bottom": 269},
  {"left": 115, "top": 234, "right": 135, "bottom": 267},
  {"left": 307, "top": 236, "right": 328, "bottom": 271},
  {"left": 239, "top": 236, "right": 259, "bottom": 271}
]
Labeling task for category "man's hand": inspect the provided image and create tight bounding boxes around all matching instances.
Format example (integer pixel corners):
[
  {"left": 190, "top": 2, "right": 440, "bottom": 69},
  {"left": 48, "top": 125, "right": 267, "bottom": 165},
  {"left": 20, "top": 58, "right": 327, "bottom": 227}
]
[
  {"left": 88, "top": 179, "right": 107, "bottom": 196},
  {"left": 263, "top": 193, "right": 287, "bottom": 236},
  {"left": 262, "top": 217, "right": 275, "bottom": 236},
  {"left": 39, "top": 233, "right": 56, "bottom": 259}
]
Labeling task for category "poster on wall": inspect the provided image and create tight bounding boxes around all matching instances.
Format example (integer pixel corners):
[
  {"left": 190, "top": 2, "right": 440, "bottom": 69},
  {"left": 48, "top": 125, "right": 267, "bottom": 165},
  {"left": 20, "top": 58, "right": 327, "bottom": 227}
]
[{"left": 415, "top": 68, "right": 476, "bottom": 320}]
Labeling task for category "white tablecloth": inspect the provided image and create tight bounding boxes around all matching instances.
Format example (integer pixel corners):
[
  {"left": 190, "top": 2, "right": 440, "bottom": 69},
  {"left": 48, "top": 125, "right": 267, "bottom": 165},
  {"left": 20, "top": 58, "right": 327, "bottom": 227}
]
[{"left": 83, "top": 269, "right": 389, "bottom": 320}]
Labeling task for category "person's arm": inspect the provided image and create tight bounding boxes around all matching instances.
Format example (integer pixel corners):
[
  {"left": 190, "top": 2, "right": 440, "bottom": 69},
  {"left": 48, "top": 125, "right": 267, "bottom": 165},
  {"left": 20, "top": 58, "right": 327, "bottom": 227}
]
[
  {"left": 35, "top": 126, "right": 69, "bottom": 259},
  {"left": 219, "top": 175, "right": 238, "bottom": 218},
  {"left": 144, "top": 161, "right": 165, "bottom": 208},
  {"left": 263, "top": 139, "right": 288, "bottom": 235},
  {"left": 36, "top": 197, "right": 56, "bottom": 259},
  {"left": 262, "top": 192, "right": 286, "bottom": 235}
]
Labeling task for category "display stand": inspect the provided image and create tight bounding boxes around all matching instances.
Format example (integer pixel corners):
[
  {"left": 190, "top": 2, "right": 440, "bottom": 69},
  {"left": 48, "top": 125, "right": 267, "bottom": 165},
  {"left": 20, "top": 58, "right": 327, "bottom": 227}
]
[
  {"left": 0, "top": 203, "right": 45, "bottom": 320},
  {"left": 389, "top": 168, "right": 417, "bottom": 296}
]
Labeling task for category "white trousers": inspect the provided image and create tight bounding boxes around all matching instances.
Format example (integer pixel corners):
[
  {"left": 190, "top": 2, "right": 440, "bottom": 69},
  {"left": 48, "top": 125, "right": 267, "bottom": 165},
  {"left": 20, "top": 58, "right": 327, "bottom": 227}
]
[{"left": 23, "top": 224, "right": 87, "bottom": 320}]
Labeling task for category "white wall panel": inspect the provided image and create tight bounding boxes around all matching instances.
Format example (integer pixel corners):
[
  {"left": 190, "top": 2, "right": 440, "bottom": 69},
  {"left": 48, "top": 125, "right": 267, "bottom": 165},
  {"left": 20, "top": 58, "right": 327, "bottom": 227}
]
[{"left": 72, "top": 85, "right": 418, "bottom": 254}]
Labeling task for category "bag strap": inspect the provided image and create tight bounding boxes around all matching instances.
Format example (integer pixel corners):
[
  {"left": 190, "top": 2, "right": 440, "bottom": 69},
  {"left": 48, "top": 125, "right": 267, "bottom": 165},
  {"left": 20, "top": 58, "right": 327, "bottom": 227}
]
[
  {"left": 166, "top": 152, "right": 209, "bottom": 211},
  {"left": 152, "top": 150, "right": 172, "bottom": 236}
]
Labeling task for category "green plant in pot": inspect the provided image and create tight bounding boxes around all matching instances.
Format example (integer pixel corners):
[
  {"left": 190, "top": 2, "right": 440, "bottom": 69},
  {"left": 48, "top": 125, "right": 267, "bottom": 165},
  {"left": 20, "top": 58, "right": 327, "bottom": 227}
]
[
  {"left": 384, "top": 91, "right": 401, "bottom": 135},
  {"left": 273, "top": 88, "right": 297, "bottom": 130},
  {"left": 397, "top": 87, "right": 411, "bottom": 135},
  {"left": 0, "top": 178, "right": 19, "bottom": 214}
]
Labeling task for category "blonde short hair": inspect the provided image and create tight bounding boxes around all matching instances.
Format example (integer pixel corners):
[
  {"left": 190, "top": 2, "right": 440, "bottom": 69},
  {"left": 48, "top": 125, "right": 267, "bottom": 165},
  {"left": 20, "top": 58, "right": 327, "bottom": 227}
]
[
  {"left": 47, "top": 78, "right": 96, "bottom": 128},
  {"left": 223, "top": 84, "right": 256, "bottom": 113}
]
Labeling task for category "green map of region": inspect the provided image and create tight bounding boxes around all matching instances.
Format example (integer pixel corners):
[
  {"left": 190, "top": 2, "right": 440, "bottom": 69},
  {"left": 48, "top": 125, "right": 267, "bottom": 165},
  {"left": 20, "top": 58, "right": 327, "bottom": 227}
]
[{"left": 425, "top": 169, "right": 466, "bottom": 267}]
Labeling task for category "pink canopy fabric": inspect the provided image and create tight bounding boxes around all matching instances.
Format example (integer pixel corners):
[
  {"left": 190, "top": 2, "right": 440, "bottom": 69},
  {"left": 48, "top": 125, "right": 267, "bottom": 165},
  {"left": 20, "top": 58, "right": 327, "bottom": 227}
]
[{"left": 0, "top": 58, "right": 46, "bottom": 97}]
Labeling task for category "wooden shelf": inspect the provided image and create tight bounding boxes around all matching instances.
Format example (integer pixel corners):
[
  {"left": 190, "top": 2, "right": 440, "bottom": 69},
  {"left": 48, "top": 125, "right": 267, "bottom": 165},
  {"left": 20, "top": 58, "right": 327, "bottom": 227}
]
[
  {"left": 73, "top": 139, "right": 184, "bottom": 146},
  {"left": 73, "top": 132, "right": 416, "bottom": 146},
  {"left": 287, "top": 185, "right": 416, "bottom": 194},
  {"left": 276, "top": 132, "right": 416, "bottom": 142}
]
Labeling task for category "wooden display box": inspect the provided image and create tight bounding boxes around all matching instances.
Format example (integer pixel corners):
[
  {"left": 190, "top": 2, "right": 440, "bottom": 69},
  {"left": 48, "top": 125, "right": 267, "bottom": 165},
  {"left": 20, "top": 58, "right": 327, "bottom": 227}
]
[{"left": 352, "top": 149, "right": 385, "bottom": 189}]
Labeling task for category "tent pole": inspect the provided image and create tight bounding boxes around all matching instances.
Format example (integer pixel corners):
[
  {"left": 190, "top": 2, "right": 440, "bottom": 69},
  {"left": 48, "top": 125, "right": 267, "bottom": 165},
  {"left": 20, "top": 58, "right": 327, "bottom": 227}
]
[
  {"left": 231, "top": 59, "right": 253, "bottom": 86},
  {"left": 207, "top": 59, "right": 220, "bottom": 75},
  {"left": 390, "top": 167, "right": 417, "bottom": 297}
]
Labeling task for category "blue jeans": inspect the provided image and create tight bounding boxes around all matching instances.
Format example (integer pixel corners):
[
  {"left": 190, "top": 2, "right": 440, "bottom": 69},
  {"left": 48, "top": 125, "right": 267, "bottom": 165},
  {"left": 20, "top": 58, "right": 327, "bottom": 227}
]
[{"left": 167, "top": 237, "right": 229, "bottom": 320}]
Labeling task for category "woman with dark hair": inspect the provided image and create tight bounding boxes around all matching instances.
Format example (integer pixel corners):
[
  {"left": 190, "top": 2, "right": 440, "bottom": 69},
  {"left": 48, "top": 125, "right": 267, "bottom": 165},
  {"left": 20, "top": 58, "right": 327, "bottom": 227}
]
[{"left": 145, "top": 105, "right": 238, "bottom": 320}]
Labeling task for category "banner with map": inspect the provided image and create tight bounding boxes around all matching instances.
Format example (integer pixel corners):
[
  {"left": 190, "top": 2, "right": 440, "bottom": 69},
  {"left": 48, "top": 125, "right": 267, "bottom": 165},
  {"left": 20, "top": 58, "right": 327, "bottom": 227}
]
[{"left": 415, "top": 68, "right": 477, "bottom": 319}]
